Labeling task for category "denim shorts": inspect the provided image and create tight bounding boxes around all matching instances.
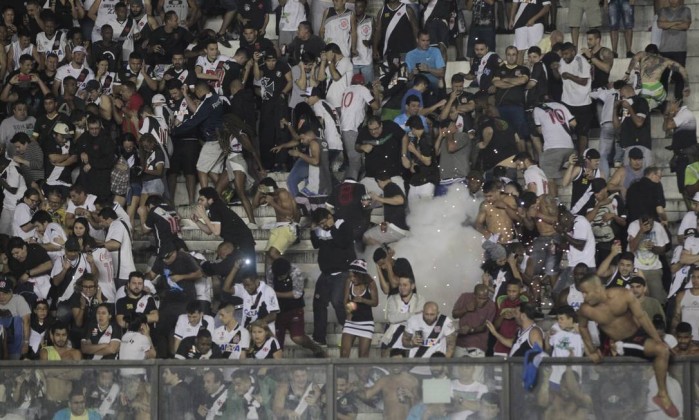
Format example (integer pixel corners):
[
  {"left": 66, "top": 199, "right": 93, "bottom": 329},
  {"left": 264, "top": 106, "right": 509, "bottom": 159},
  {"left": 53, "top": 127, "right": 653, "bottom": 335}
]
[
  {"left": 142, "top": 179, "right": 165, "bottom": 195},
  {"left": 127, "top": 181, "right": 143, "bottom": 205},
  {"left": 608, "top": 0, "right": 634, "bottom": 30}
]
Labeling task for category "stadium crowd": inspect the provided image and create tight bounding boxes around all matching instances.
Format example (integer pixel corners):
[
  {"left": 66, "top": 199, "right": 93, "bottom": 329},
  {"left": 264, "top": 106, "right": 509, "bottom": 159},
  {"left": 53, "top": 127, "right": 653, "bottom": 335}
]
[{"left": 0, "top": 0, "right": 695, "bottom": 416}]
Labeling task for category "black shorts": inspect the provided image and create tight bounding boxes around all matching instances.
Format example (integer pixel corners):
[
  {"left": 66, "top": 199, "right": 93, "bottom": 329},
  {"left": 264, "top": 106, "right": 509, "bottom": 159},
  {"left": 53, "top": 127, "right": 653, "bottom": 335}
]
[
  {"left": 426, "top": 18, "right": 450, "bottom": 46},
  {"left": 169, "top": 140, "right": 201, "bottom": 175},
  {"left": 564, "top": 103, "right": 594, "bottom": 138}
]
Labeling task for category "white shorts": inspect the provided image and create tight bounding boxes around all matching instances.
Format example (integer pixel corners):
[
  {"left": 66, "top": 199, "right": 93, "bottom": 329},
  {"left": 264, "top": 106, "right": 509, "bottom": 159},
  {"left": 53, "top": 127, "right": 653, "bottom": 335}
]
[
  {"left": 408, "top": 183, "right": 435, "bottom": 201},
  {"left": 514, "top": 24, "right": 545, "bottom": 51},
  {"left": 196, "top": 142, "right": 224, "bottom": 174},
  {"left": 226, "top": 153, "right": 255, "bottom": 191}
]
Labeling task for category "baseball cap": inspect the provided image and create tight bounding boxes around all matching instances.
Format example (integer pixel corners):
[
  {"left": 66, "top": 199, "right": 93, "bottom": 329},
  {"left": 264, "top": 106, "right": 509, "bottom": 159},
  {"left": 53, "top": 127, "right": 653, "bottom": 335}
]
[
  {"left": 349, "top": 259, "right": 369, "bottom": 275},
  {"left": 301, "top": 86, "right": 323, "bottom": 98},
  {"left": 264, "top": 50, "right": 277, "bottom": 60},
  {"left": 85, "top": 79, "right": 100, "bottom": 92},
  {"left": 685, "top": 228, "right": 699, "bottom": 238},
  {"left": 53, "top": 122, "right": 73, "bottom": 136},
  {"left": 152, "top": 94, "right": 167, "bottom": 105},
  {"left": 628, "top": 147, "right": 644, "bottom": 160},
  {"left": 72, "top": 46, "right": 86, "bottom": 54},
  {"left": 590, "top": 178, "right": 607, "bottom": 193},
  {"left": 584, "top": 148, "right": 600, "bottom": 160},
  {"left": 0, "top": 277, "right": 12, "bottom": 293},
  {"left": 159, "top": 242, "right": 177, "bottom": 259},
  {"left": 351, "top": 73, "right": 365, "bottom": 85}
]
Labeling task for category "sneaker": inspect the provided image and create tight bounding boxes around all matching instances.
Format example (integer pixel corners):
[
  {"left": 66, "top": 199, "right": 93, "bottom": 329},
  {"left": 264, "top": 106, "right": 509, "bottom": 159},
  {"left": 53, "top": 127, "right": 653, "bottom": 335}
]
[
  {"left": 612, "top": 51, "right": 619, "bottom": 58},
  {"left": 247, "top": 222, "right": 258, "bottom": 229},
  {"left": 217, "top": 34, "right": 231, "bottom": 48},
  {"left": 626, "top": 51, "right": 635, "bottom": 58}
]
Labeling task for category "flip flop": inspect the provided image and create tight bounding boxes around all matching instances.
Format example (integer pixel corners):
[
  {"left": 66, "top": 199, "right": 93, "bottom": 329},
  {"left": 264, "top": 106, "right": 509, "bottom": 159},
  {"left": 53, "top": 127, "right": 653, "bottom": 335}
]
[{"left": 652, "top": 395, "right": 680, "bottom": 418}]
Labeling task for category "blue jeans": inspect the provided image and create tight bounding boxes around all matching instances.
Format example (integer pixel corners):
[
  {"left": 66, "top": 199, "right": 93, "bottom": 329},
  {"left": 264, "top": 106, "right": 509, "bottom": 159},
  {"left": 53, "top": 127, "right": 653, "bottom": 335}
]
[
  {"left": 287, "top": 159, "right": 308, "bottom": 198},
  {"left": 598, "top": 122, "right": 615, "bottom": 177},
  {"left": 497, "top": 104, "right": 529, "bottom": 140},
  {"left": 608, "top": 0, "right": 634, "bottom": 30},
  {"left": 313, "top": 271, "right": 348, "bottom": 343},
  {"left": 353, "top": 64, "right": 374, "bottom": 83}
]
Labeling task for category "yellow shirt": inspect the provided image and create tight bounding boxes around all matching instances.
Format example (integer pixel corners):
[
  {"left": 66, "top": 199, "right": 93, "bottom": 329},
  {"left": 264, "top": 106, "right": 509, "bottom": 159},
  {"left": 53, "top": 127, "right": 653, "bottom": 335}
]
[
  {"left": 70, "top": 413, "right": 89, "bottom": 420},
  {"left": 538, "top": 37, "right": 552, "bottom": 54}
]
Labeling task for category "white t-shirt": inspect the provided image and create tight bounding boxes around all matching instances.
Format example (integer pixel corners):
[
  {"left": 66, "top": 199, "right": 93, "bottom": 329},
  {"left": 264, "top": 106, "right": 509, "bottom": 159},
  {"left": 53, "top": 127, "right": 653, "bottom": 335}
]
[
  {"left": 404, "top": 313, "right": 456, "bottom": 358},
  {"left": 1, "top": 161, "right": 26, "bottom": 210},
  {"left": 233, "top": 282, "right": 280, "bottom": 332},
  {"left": 548, "top": 322, "right": 584, "bottom": 384},
  {"left": 590, "top": 88, "right": 619, "bottom": 124},
  {"left": 627, "top": 220, "right": 670, "bottom": 271},
  {"left": 195, "top": 54, "right": 231, "bottom": 95},
  {"left": 106, "top": 16, "right": 136, "bottom": 60},
  {"left": 213, "top": 323, "right": 250, "bottom": 360},
  {"left": 450, "top": 380, "right": 488, "bottom": 419},
  {"left": 119, "top": 331, "right": 151, "bottom": 376},
  {"left": 567, "top": 215, "right": 596, "bottom": 268},
  {"left": 353, "top": 15, "right": 373, "bottom": 66},
  {"left": 92, "top": 247, "right": 116, "bottom": 302},
  {"left": 340, "top": 84, "right": 374, "bottom": 131},
  {"left": 523, "top": 165, "right": 548, "bottom": 196},
  {"left": 312, "top": 100, "right": 342, "bottom": 150},
  {"left": 66, "top": 194, "right": 98, "bottom": 215},
  {"left": 325, "top": 56, "right": 353, "bottom": 109},
  {"left": 533, "top": 102, "right": 575, "bottom": 150},
  {"left": 105, "top": 219, "right": 135, "bottom": 281},
  {"left": 39, "top": 222, "right": 68, "bottom": 264},
  {"left": 12, "top": 202, "right": 35, "bottom": 240},
  {"left": 558, "top": 55, "right": 591, "bottom": 106},
  {"left": 280, "top": 0, "right": 307, "bottom": 32},
  {"left": 173, "top": 314, "right": 215, "bottom": 340},
  {"left": 91, "top": 0, "right": 120, "bottom": 41},
  {"left": 55, "top": 63, "right": 94, "bottom": 93},
  {"left": 36, "top": 31, "right": 67, "bottom": 62},
  {"left": 677, "top": 211, "right": 697, "bottom": 236}
]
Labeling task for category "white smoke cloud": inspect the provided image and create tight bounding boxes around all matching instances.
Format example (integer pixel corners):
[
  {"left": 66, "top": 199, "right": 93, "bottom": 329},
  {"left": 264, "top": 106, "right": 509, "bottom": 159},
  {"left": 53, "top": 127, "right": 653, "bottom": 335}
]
[{"left": 366, "top": 185, "right": 485, "bottom": 319}]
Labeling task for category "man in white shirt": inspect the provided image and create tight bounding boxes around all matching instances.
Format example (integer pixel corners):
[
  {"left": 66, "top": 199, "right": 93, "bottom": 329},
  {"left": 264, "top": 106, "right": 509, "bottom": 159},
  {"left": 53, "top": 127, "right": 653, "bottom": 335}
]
[
  {"left": 224, "top": 276, "right": 280, "bottom": 332},
  {"left": 195, "top": 40, "right": 231, "bottom": 96},
  {"left": 340, "top": 73, "right": 380, "bottom": 180},
  {"left": 0, "top": 157, "right": 27, "bottom": 236},
  {"left": 317, "top": 43, "right": 353, "bottom": 109},
  {"left": 99, "top": 207, "right": 135, "bottom": 289},
  {"left": 171, "top": 301, "right": 215, "bottom": 355},
  {"left": 66, "top": 184, "right": 102, "bottom": 238},
  {"left": 553, "top": 208, "right": 596, "bottom": 296},
  {"left": 213, "top": 302, "right": 250, "bottom": 360},
  {"left": 54, "top": 46, "right": 94, "bottom": 95},
  {"left": 533, "top": 101, "right": 577, "bottom": 197},
  {"left": 552, "top": 42, "right": 592, "bottom": 156},
  {"left": 12, "top": 188, "right": 40, "bottom": 240},
  {"left": 514, "top": 151, "right": 548, "bottom": 196},
  {"left": 35, "top": 16, "right": 67, "bottom": 67},
  {"left": 402, "top": 301, "right": 457, "bottom": 358},
  {"left": 628, "top": 215, "right": 670, "bottom": 305}
]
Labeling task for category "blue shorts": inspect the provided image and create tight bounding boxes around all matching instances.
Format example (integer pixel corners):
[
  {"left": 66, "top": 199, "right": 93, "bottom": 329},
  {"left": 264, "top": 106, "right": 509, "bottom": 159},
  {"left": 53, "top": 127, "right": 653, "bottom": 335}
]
[
  {"left": 127, "top": 181, "right": 142, "bottom": 205},
  {"left": 608, "top": 0, "right": 634, "bottom": 30}
]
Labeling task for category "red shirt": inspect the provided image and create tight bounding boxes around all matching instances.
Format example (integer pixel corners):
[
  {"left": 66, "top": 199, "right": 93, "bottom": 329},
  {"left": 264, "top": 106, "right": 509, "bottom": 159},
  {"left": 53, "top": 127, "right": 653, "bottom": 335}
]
[
  {"left": 493, "top": 295, "right": 527, "bottom": 354},
  {"left": 121, "top": 93, "right": 144, "bottom": 136},
  {"left": 453, "top": 292, "right": 497, "bottom": 351}
]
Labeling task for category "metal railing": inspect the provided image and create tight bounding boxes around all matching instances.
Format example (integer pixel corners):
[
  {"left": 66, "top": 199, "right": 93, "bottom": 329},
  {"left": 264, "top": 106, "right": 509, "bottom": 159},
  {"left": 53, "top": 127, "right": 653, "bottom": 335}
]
[{"left": 0, "top": 357, "right": 696, "bottom": 419}]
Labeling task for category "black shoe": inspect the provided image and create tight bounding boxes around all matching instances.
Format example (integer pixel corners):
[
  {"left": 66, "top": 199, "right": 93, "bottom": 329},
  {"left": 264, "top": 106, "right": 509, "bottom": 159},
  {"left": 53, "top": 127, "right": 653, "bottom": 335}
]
[
  {"left": 217, "top": 34, "right": 231, "bottom": 48},
  {"left": 613, "top": 51, "right": 619, "bottom": 58},
  {"left": 626, "top": 51, "right": 635, "bottom": 58}
]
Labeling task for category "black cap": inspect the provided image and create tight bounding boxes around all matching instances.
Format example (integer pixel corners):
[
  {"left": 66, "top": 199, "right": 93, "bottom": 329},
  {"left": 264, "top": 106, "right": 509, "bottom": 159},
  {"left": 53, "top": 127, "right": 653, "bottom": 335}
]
[{"left": 584, "top": 148, "right": 601, "bottom": 160}]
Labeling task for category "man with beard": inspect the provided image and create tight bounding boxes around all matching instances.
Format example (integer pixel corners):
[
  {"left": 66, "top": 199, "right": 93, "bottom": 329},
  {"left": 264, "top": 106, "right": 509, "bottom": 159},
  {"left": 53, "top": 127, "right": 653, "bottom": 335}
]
[
  {"left": 32, "top": 94, "right": 68, "bottom": 151},
  {"left": 165, "top": 79, "right": 198, "bottom": 205},
  {"left": 73, "top": 115, "right": 115, "bottom": 199},
  {"left": 465, "top": 40, "right": 501, "bottom": 92},
  {"left": 402, "top": 301, "right": 457, "bottom": 358},
  {"left": 453, "top": 284, "right": 496, "bottom": 357},
  {"left": 597, "top": 245, "right": 639, "bottom": 289},
  {"left": 40, "top": 321, "right": 82, "bottom": 360},
  {"left": 672, "top": 322, "right": 699, "bottom": 355},
  {"left": 54, "top": 46, "right": 94, "bottom": 95},
  {"left": 115, "top": 271, "right": 159, "bottom": 330},
  {"left": 137, "top": 195, "right": 186, "bottom": 254},
  {"left": 161, "top": 51, "right": 196, "bottom": 91},
  {"left": 381, "top": 268, "right": 424, "bottom": 357}
]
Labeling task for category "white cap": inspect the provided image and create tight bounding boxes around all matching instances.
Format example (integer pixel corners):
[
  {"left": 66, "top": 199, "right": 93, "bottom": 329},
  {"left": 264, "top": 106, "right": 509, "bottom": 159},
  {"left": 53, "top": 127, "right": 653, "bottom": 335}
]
[
  {"left": 152, "top": 94, "right": 167, "bottom": 105},
  {"left": 53, "top": 122, "right": 72, "bottom": 136}
]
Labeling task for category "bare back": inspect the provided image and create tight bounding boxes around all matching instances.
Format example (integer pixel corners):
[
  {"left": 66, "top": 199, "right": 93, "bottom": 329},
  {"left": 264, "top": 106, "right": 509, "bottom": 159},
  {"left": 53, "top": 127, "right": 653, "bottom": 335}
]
[{"left": 377, "top": 372, "right": 419, "bottom": 420}]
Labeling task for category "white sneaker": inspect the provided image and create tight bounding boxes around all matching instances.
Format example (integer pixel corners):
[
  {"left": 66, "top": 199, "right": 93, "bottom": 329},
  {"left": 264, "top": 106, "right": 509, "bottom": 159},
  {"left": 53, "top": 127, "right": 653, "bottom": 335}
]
[{"left": 247, "top": 223, "right": 258, "bottom": 229}]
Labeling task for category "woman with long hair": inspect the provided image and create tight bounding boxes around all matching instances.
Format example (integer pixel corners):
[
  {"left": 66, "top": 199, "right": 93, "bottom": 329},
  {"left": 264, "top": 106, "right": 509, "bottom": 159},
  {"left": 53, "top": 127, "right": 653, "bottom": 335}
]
[
  {"left": 341, "top": 259, "right": 379, "bottom": 358},
  {"left": 247, "top": 320, "right": 283, "bottom": 359}
]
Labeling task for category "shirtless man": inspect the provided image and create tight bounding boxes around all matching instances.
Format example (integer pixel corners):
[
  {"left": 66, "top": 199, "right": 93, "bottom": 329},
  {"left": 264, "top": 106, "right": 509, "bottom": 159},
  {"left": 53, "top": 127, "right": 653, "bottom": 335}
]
[
  {"left": 625, "top": 44, "right": 690, "bottom": 109},
  {"left": 576, "top": 274, "right": 680, "bottom": 418},
  {"left": 606, "top": 148, "right": 646, "bottom": 200},
  {"left": 672, "top": 322, "right": 699, "bottom": 355},
  {"left": 38, "top": 322, "right": 83, "bottom": 414},
  {"left": 253, "top": 177, "right": 300, "bottom": 264},
  {"left": 475, "top": 180, "right": 518, "bottom": 244},
  {"left": 358, "top": 365, "right": 420, "bottom": 420},
  {"left": 39, "top": 322, "right": 82, "bottom": 361}
]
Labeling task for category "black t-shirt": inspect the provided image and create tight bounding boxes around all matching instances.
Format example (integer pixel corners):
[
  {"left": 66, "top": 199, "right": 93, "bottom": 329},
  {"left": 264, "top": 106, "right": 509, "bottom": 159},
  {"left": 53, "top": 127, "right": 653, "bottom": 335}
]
[
  {"left": 542, "top": 52, "right": 562, "bottom": 101},
  {"left": 272, "top": 273, "right": 304, "bottom": 312},
  {"left": 236, "top": 0, "right": 268, "bottom": 29},
  {"left": 494, "top": 64, "right": 529, "bottom": 106},
  {"left": 454, "top": 91, "right": 475, "bottom": 131},
  {"left": 514, "top": 0, "right": 550, "bottom": 28},
  {"left": 141, "top": 148, "right": 165, "bottom": 182},
  {"left": 148, "top": 26, "right": 194, "bottom": 64},
  {"left": 619, "top": 96, "right": 652, "bottom": 149},
  {"left": 625, "top": 177, "right": 665, "bottom": 223},
  {"left": 409, "top": 136, "right": 439, "bottom": 186},
  {"left": 357, "top": 120, "right": 405, "bottom": 178},
  {"left": 35, "top": 113, "right": 68, "bottom": 151},
  {"left": 82, "top": 322, "right": 123, "bottom": 359},
  {"left": 526, "top": 61, "right": 548, "bottom": 108},
  {"left": 8, "top": 244, "right": 51, "bottom": 280},
  {"left": 164, "top": 66, "right": 197, "bottom": 87},
  {"left": 327, "top": 181, "right": 367, "bottom": 228},
  {"left": 176, "top": 336, "right": 223, "bottom": 359},
  {"left": 337, "top": 394, "right": 359, "bottom": 416},
  {"left": 259, "top": 62, "right": 290, "bottom": 101},
  {"left": 152, "top": 251, "right": 201, "bottom": 301},
  {"left": 477, "top": 116, "right": 519, "bottom": 171},
  {"left": 382, "top": 182, "right": 408, "bottom": 230},
  {"left": 115, "top": 294, "right": 158, "bottom": 319},
  {"left": 145, "top": 203, "right": 182, "bottom": 253},
  {"left": 91, "top": 40, "right": 122, "bottom": 72},
  {"left": 207, "top": 200, "right": 255, "bottom": 253},
  {"left": 287, "top": 35, "right": 326, "bottom": 65},
  {"left": 221, "top": 61, "right": 244, "bottom": 96},
  {"left": 239, "top": 36, "right": 276, "bottom": 60}
]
